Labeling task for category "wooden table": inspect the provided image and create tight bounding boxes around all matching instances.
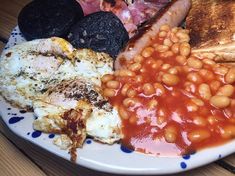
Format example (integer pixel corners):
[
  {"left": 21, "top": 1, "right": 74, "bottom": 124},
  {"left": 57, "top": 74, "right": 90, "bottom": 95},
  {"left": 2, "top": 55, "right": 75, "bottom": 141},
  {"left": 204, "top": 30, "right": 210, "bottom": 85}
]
[{"left": 0, "top": 0, "right": 235, "bottom": 175}]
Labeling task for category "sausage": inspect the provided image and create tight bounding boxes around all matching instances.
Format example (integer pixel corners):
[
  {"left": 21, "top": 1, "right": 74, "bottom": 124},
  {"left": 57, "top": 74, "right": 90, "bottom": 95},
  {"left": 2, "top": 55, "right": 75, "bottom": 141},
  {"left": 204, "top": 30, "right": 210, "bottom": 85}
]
[{"left": 115, "top": 0, "right": 192, "bottom": 70}]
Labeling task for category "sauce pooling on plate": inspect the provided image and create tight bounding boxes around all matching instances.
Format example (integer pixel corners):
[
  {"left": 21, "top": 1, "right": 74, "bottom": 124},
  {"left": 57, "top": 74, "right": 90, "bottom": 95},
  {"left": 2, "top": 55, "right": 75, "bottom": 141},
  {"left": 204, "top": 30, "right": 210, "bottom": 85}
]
[{"left": 102, "top": 25, "right": 235, "bottom": 156}]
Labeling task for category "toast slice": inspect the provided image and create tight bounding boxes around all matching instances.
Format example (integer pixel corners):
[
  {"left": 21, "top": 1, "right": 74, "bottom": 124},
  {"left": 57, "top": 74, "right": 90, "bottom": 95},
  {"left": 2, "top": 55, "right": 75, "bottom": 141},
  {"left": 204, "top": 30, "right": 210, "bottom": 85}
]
[{"left": 186, "top": 0, "right": 235, "bottom": 62}]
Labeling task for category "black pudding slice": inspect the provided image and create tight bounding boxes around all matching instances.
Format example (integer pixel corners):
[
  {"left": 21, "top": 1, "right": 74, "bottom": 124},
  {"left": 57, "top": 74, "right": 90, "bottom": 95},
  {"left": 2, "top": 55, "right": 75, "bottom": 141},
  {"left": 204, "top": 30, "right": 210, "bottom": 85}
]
[
  {"left": 18, "top": 0, "right": 84, "bottom": 40},
  {"left": 68, "top": 11, "right": 129, "bottom": 58}
]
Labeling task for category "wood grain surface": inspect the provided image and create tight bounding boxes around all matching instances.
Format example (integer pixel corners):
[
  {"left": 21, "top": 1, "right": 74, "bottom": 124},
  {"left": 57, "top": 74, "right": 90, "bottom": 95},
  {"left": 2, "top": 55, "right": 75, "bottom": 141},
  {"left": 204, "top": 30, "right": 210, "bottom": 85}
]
[
  {"left": 0, "top": 0, "right": 235, "bottom": 176},
  {"left": 0, "top": 41, "right": 5, "bottom": 52}
]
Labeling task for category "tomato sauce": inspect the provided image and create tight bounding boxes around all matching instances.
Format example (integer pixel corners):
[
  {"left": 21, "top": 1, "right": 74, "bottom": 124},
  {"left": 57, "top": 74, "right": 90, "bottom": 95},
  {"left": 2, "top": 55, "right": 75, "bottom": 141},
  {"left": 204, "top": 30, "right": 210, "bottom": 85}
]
[{"left": 103, "top": 26, "right": 235, "bottom": 156}]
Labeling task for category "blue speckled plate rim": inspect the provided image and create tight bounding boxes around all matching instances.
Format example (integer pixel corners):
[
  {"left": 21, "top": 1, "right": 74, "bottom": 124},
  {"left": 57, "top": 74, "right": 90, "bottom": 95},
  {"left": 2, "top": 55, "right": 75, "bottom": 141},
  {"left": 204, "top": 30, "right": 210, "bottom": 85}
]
[{"left": 0, "top": 26, "right": 235, "bottom": 175}]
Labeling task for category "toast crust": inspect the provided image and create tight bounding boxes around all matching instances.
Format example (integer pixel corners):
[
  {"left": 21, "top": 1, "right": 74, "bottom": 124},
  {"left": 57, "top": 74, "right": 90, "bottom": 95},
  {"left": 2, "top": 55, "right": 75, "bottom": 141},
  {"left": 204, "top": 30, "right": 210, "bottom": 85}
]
[{"left": 186, "top": 0, "right": 235, "bottom": 48}]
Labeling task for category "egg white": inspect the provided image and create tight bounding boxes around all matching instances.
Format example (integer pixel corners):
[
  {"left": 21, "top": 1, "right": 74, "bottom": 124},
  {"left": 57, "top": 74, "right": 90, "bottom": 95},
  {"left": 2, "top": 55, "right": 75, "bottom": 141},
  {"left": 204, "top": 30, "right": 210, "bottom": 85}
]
[{"left": 0, "top": 37, "right": 122, "bottom": 147}]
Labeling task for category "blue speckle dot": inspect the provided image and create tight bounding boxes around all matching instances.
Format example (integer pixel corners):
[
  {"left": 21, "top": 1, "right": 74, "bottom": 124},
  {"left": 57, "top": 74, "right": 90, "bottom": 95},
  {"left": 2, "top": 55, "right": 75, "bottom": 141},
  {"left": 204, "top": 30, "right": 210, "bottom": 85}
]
[
  {"left": 86, "top": 139, "right": 92, "bottom": 144},
  {"left": 27, "top": 132, "right": 30, "bottom": 135},
  {"left": 31, "top": 131, "right": 42, "bottom": 138},
  {"left": 7, "top": 108, "right": 11, "bottom": 110},
  {"left": 182, "top": 154, "right": 190, "bottom": 160},
  {"left": 48, "top": 134, "right": 55, "bottom": 138},
  {"left": 8, "top": 116, "right": 24, "bottom": 124},
  {"left": 120, "top": 145, "right": 133, "bottom": 153},
  {"left": 218, "top": 154, "right": 222, "bottom": 159},
  {"left": 180, "top": 162, "right": 187, "bottom": 169}
]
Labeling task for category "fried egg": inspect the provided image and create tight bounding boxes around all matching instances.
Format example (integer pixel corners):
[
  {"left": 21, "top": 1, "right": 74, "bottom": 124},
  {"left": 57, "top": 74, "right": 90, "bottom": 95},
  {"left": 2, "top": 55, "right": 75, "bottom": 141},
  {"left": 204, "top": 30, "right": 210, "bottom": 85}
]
[
  {"left": 33, "top": 79, "right": 121, "bottom": 146},
  {"left": 0, "top": 38, "right": 122, "bottom": 157},
  {"left": 0, "top": 37, "right": 113, "bottom": 108}
]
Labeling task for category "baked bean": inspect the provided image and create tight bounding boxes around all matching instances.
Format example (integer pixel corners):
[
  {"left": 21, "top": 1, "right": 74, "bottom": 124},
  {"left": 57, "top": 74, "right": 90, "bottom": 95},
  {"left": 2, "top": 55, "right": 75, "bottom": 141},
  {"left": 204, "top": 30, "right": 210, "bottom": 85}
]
[
  {"left": 106, "top": 80, "right": 119, "bottom": 89},
  {"left": 182, "top": 65, "right": 192, "bottom": 73},
  {"left": 217, "top": 85, "right": 234, "bottom": 97},
  {"left": 198, "top": 83, "right": 212, "bottom": 100},
  {"left": 230, "top": 100, "right": 235, "bottom": 108},
  {"left": 160, "top": 51, "right": 174, "bottom": 58},
  {"left": 148, "top": 99, "right": 158, "bottom": 109},
  {"left": 199, "top": 69, "right": 215, "bottom": 81},
  {"left": 135, "top": 75, "right": 144, "bottom": 83},
  {"left": 123, "top": 98, "right": 138, "bottom": 107},
  {"left": 213, "top": 66, "right": 228, "bottom": 76},
  {"left": 187, "top": 57, "right": 203, "bottom": 69},
  {"left": 199, "top": 106, "right": 210, "bottom": 116},
  {"left": 164, "top": 126, "right": 177, "bottom": 143},
  {"left": 146, "top": 58, "right": 155, "bottom": 65},
  {"left": 163, "top": 38, "right": 173, "bottom": 47},
  {"left": 118, "top": 106, "right": 129, "bottom": 120},
  {"left": 188, "top": 129, "right": 211, "bottom": 142},
  {"left": 176, "top": 55, "right": 186, "bottom": 65},
  {"left": 142, "top": 47, "right": 154, "bottom": 57},
  {"left": 101, "top": 74, "right": 114, "bottom": 83},
  {"left": 118, "top": 69, "right": 136, "bottom": 77},
  {"left": 198, "top": 69, "right": 207, "bottom": 77},
  {"left": 153, "top": 83, "right": 165, "bottom": 96},
  {"left": 171, "top": 43, "right": 180, "bottom": 54},
  {"left": 170, "top": 33, "right": 179, "bottom": 43},
  {"left": 171, "top": 27, "right": 178, "bottom": 33},
  {"left": 220, "top": 125, "right": 235, "bottom": 138},
  {"left": 186, "top": 102, "right": 198, "bottom": 112},
  {"left": 191, "top": 98, "right": 204, "bottom": 106},
  {"left": 127, "top": 88, "right": 137, "bottom": 98},
  {"left": 121, "top": 83, "right": 131, "bottom": 96},
  {"left": 176, "top": 31, "right": 190, "bottom": 42},
  {"left": 156, "top": 71, "right": 164, "bottom": 82},
  {"left": 159, "top": 31, "right": 167, "bottom": 37},
  {"left": 140, "top": 68, "right": 146, "bottom": 73},
  {"left": 207, "top": 115, "right": 223, "bottom": 125},
  {"left": 155, "top": 45, "right": 169, "bottom": 52},
  {"left": 103, "top": 88, "right": 116, "bottom": 97},
  {"left": 143, "top": 83, "right": 155, "bottom": 95},
  {"left": 152, "top": 60, "right": 163, "bottom": 69},
  {"left": 210, "top": 80, "right": 221, "bottom": 93},
  {"left": 187, "top": 72, "right": 202, "bottom": 83},
  {"left": 202, "top": 59, "right": 216, "bottom": 66},
  {"left": 175, "top": 66, "right": 183, "bottom": 73},
  {"left": 134, "top": 55, "right": 144, "bottom": 63},
  {"left": 128, "top": 63, "right": 141, "bottom": 72},
  {"left": 179, "top": 42, "right": 190, "bottom": 57},
  {"left": 161, "top": 64, "right": 171, "bottom": 70},
  {"left": 160, "top": 24, "right": 170, "bottom": 31},
  {"left": 225, "top": 68, "right": 235, "bottom": 84},
  {"left": 210, "top": 95, "right": 231, "bottom": 108},
  {"left": 192, "top": 116, "right": 207, "bottom": 126},
  {"left": 168, "top": 67, "right": 178, "bottom": 74},
  {"left": 184, "top": 82, "right": 196, "bottom": 93},
  {"left": 180, "top": 36, "right": 190, "bottom": 43},
  {"left": 162, "top": 73, "right": 179, "bottom": 86}
]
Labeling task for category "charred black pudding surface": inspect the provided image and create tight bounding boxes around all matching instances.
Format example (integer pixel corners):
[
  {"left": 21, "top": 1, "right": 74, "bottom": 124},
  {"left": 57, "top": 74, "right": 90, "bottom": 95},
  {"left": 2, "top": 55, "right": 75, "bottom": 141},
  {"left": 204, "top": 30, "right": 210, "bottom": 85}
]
[
  {"left": 68, "top": 11, "right": 129, "bottom": 58},
  {"left": 18, "top": 0, "right": 84, "bottom": 40}
]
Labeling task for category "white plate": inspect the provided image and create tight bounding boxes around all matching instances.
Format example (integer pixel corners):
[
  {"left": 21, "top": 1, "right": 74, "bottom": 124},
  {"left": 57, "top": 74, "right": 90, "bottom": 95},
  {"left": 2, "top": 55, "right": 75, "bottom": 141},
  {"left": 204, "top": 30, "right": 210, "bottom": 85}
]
[{"left": 1, "top": 26, "right": 235, "bottom": 175}]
